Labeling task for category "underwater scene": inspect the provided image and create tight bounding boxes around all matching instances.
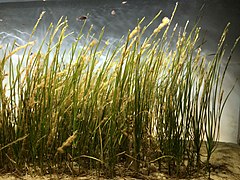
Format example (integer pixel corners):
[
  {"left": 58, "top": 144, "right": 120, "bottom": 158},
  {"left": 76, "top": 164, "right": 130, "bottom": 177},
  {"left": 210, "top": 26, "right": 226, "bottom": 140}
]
[{"left": 0, "top": 0, "right": 239, "bottom": 179}]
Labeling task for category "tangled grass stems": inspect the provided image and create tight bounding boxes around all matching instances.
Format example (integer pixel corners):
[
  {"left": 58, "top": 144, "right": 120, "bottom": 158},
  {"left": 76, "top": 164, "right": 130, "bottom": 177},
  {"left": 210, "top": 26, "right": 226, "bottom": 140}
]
[{"left": 0, "top": 8, "right": 239, "bottom": 178}]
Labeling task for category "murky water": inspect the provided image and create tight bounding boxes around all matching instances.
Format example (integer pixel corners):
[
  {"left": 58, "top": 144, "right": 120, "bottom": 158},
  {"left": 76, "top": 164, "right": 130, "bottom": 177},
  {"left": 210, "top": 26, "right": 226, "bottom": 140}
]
[{"left": 0, "top": 0, "right": 239, "bottom": 143}]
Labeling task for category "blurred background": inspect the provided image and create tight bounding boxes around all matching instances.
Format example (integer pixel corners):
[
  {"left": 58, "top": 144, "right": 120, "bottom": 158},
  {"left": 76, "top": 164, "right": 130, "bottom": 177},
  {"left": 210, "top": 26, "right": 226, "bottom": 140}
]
[{"left": 0, "top": 0, "right": 239, "bottom": 144}]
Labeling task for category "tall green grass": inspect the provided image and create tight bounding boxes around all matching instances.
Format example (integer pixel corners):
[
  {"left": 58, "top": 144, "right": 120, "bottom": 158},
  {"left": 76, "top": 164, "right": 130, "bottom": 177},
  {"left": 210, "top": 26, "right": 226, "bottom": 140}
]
[{"left": 0, "top": 8, "right": 239, "bottom": 178}]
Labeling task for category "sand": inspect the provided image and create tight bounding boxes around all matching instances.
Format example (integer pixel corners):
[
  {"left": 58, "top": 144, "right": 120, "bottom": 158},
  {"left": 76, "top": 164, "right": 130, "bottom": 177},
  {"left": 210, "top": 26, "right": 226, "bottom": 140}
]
[{"left": 0, "top": 142, "right": 239, "bottom": 180}]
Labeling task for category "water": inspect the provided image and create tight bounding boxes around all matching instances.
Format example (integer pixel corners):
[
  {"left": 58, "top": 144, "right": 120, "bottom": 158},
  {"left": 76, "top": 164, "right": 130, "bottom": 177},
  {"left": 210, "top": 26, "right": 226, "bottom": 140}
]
[{"left": 0, "top": 0, "right": 239, "bottom": 143}]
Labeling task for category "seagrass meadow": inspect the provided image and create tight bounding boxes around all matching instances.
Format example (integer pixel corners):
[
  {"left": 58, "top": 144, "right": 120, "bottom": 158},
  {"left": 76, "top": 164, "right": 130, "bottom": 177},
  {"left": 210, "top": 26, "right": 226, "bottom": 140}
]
[{"left": 0, "top": 7, "right": 239, "bottom": 179}]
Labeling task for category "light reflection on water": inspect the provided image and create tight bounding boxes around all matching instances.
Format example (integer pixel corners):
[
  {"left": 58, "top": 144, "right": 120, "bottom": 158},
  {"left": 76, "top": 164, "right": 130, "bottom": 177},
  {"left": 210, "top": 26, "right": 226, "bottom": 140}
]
[{"left": 0, "top": 0, "right": 239, "bottom": 143}]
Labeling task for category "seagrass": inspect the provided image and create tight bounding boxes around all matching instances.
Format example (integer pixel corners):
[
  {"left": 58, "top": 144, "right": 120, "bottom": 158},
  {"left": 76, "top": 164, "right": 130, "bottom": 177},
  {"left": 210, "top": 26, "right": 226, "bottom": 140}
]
[{"left": 0, "top": 6, "right": 238, "bottom": 178}]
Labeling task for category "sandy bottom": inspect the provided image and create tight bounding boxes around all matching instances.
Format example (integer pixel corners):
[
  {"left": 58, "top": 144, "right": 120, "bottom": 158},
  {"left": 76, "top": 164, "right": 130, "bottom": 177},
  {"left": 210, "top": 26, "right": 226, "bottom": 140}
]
[{"left": 0, "top": 142, "right": 239, "bottom": 180}]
